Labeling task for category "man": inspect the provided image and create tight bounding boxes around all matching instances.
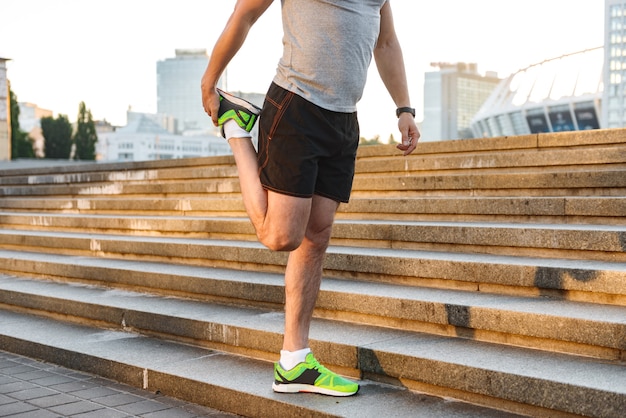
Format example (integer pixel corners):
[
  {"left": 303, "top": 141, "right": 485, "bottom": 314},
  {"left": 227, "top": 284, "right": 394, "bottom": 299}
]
[{"left": 201, "top": 0, "right": 419, "bottom": 397}]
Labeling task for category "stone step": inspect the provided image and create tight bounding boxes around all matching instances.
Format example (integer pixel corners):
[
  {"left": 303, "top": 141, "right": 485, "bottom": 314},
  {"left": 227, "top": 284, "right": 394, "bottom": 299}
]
[
  {"left": 354, "top": 129, "right": 626, "bottom": 162},
  {"left": 0, "top": 178, "right": 242, "bottom": 198},
  {"left": 340, "top": 196, "right": 626, "bottom": 225},
  {"left": 0, "top": 196, "right": 247, "bottom": 216},
  {"left": 2, "top": 145, "right": 623, "bottom": 189},
  {"left": 0, "top": 250, "right": 624, "bottom": 360},
  {"left": 0, "top": 275, "right": 624, "bottom": 417},
  {"left": 0, "top": 129, "right": 624, "bottom": 417},
  {"left": 0, "top": 196, "right": 624, "bottom": 224},
  {"left": 1, "top": 129, "right": 624, "bottom": 188},
  {"left": 350, "top": 168, "right": 626, "bottom": 197},
  {"left": 0, "top": 309, "right": 529, "bottom": 418},
  {"left": 1, "top": 132, "right": 625, "bottom": 199},
  {"left": 356, "top": 144, "right": 626, "bottom": 176},
  {"left": 0, "top": 155, "right": 236, "bottom": 182},
  {"left": 0, "top": 212, "right": 257, "bottom": 240},
  {"left": 0, "top": 162, "right": 238, "bottom": 187},
  {"left": 0, "top": 212, "right": 624, "bottom": 262},
  {"left": 0, "top": 232, "right": 624, "bottom": 305},
  {"left": 1, "top": 167, "right": 624, "bottom": 198}
]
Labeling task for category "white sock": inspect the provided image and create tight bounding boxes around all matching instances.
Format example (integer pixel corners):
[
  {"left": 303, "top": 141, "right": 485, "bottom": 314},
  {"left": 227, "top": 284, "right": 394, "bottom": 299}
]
[
  {"left": 223, "top": 119, "right": 251, "bottom": 141},
  {"left": 279, "top": 348, "right": 311, "bottom": 370}
]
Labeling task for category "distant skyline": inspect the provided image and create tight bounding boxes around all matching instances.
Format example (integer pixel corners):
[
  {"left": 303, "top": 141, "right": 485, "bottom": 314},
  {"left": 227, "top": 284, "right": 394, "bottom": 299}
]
[{"left": 1, "top": 0, "right": 604, "bottom": 141}]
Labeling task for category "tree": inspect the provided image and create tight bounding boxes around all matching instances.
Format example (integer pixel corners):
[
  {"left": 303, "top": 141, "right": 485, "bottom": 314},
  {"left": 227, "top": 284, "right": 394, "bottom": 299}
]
[
  {"left": 73, "top": 101, "right": 97, "bottom": 160},
  {"left": 9, "top": 88, "right": 35, "bottom": 159},
  {"left": 41, "top": 114, "right": 73, "bottom": 159}
]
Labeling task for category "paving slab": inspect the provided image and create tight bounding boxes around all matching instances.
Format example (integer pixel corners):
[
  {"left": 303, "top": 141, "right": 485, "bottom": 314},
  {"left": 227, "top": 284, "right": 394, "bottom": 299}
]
[{"left": 0, "top": 349, "right": 240, "bottom": 417}]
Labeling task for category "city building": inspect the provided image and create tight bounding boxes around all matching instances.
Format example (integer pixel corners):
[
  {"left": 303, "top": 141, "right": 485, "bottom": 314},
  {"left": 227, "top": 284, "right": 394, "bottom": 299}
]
[
  {"left": 470, "top": 48, "right": 603, "bottom": 138},
  {"left": 127, "top": 110, "right": 177, "bottom": 135},
  {"left": 96, "top": 112, "right": 228, "bottom": 162},
  {"left": 421, "top": 62, "right": 501, "bottom": 141},
  {"left": 0, "top": 57, "right": 10, "bottom": 160},
  {"left": 156, "top": 49, "right": 224, "bottom": 134},
  {"left": 604, "top": 0, "right": 626, "bottom": 129},
  {"left": 18, "top": 102, "right": 52, "bottom": 158}
]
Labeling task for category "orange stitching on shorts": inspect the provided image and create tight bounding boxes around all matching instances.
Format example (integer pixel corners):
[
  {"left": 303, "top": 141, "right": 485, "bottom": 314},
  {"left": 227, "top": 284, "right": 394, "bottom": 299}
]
[
  {"left": 268, "top": 91, "right": 294, "bottom": 140},
  {"left": 258, "top": 91, "right": 294, "bottom": 173}
]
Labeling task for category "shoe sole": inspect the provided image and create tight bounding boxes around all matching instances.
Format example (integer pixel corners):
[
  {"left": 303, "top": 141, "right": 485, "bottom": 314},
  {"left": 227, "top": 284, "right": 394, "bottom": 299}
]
[
  {"left": 272, "top": 382, "right": 359, "bottom": 397},
  {"left": 216, "top": 88, "right": 261, "bottom": 115}
]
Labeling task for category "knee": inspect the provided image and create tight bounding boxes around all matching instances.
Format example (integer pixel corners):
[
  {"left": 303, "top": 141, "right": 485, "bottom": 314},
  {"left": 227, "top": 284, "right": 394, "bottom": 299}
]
[
  {"left": 257, "top": 230, "right": 303, "bottom": 252},
  {"left": 306, "top": 223, "right": 333, "bottom": 251}
]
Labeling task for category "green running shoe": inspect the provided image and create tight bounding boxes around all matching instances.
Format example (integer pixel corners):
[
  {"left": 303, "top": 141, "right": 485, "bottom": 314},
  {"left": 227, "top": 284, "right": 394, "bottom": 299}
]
[
  {"left": 273, "top": 353, "right": 359, "bottom": 397},
  {"left": 216, "top": 88, "right": 262, "bottom": 137}
]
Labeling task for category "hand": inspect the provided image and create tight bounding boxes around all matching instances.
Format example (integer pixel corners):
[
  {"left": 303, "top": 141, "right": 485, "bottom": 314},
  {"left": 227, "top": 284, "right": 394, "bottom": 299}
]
[
  {"left": 396, "top": 113, "right": 420, "bottom": 156},
  {"left": 201, "top": 72, "right": 221, "bottom": 127}
]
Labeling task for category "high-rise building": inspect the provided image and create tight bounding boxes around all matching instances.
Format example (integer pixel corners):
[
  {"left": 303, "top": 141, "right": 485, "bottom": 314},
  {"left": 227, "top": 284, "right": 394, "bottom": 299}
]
[
  {"left": 0, "top": 57, "right": 10, "bottom": 160},
  {"left": 604, "top": 0, "right": 626, "bottom": 128},
  {"left": 421, "top": 62, "right": 500, "bottom": 141},
  {"left": 157, "top": 49, "right": 225, "bottom": 134}
]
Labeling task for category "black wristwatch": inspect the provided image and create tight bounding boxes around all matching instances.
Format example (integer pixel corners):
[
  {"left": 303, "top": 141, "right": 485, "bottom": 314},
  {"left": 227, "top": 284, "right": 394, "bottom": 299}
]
[{"left": 396, "top": 107, "right": 415, "bottom": 118}]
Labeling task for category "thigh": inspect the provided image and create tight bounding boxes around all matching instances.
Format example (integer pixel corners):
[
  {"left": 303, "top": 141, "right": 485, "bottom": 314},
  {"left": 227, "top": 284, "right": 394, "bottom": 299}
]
[
  {"left": 264, "top": 190, "right": 313, "bottom": 246},
  {"left": 264, "top": 192, "right": 338, "bottom": 250},
  {"left": 305, "top": 194, "right": 340, "bottom": 245}
]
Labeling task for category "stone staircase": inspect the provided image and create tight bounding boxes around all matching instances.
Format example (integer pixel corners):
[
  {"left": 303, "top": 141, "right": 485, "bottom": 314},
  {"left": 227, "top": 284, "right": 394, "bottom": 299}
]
[{"left": 0, "top": 129, "right": 624, "bottom": 417}]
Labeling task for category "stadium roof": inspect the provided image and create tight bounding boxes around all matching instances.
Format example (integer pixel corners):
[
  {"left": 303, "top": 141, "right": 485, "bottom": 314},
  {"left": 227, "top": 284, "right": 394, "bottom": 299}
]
[{"left": 474, "top": 47, "right": 603, "bottom": 119}]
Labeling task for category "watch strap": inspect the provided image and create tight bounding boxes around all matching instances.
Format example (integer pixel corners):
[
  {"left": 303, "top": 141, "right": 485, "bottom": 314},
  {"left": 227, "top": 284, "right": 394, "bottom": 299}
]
[{"left": 396, "top": 107, "right": 415, "bottom": 118}]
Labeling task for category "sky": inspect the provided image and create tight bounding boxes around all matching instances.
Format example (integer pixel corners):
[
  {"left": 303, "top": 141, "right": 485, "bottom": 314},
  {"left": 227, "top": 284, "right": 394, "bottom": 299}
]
[{"left": 1, "top": 0, "right": 605, "bottom": 141}]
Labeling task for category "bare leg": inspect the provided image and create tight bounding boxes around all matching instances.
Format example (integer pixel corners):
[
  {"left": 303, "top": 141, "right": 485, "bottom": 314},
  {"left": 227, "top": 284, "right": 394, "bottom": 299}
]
[
  {"left": 282, "top": 195, "right": 339, "bottom": 351},
  {"left": 229, "top": 138, "right": 339, "bottom": 352},
  {"left": 229, "top": 137, "right": 311, "bottom": 251}
]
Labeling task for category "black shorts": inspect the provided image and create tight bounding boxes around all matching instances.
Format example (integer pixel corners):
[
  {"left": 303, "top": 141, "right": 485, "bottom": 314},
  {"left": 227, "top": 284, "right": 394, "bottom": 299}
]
[{"left": 257, "top": 82, "right": 360, "bottom": 203}]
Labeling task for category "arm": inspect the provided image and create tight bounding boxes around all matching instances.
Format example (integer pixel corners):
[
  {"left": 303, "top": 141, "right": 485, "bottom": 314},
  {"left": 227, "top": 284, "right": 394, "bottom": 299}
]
[
  {"left": 201, "top": 0, "right": 274, "bottom": 126},
  {"left": 374, "top": 1, "right": 420, "bottom": 156}
]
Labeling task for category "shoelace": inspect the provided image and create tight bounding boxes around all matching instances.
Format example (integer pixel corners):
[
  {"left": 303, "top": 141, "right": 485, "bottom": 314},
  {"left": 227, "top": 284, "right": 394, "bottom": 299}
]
[{"left": 308, "top": 357, "right": 332, "bottom": 375}]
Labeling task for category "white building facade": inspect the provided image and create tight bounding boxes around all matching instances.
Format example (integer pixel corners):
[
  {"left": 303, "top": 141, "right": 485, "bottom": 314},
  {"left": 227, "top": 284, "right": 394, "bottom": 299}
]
[{"left": 97, "top": 113, "right": 229, "bottom": 162}]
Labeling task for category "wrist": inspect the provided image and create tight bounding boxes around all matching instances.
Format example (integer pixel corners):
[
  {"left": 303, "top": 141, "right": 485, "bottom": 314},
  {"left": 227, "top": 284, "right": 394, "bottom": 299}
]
[{"left": 396, "top": 107, "right": 415, "bottom": 118}]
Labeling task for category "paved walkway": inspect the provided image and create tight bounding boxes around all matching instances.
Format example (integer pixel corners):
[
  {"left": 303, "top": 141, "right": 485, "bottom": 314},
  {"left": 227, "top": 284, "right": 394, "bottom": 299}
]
[{"left": 0, "top": 350, "right": 240, "bottom": 417}]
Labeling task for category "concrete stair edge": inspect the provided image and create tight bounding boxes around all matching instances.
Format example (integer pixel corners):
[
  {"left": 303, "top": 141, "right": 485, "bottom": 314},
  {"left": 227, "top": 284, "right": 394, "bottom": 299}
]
[
  {"left": 1, "top": 130, "right": 625, "bottom": 418},
  {"left": 0, "top": 256, "right": 624, "bottom": 357},
  {"left": 0, "top": 197, "right": 624, "bottom": 224},
  {"left": 0, "top": 213, "right": 624, "bottom": 261},
  {"left": 0, "top": 233, "right": 624, "bottom": 301},
  {"left": 2, "top": 168, "right": 626, "bottom": 198},
  {"left": 0, "top": 282, "right": 623, "bottom": 417},
  {"left": 3, "top": 144, "right": 625, "bottom": 187},
  {"left": 355, "top": 128, "right": 626, "bottom": 159},
  {"left": 0, "top": 308, "right": 535, "bottom": 418},
  {"left": 1, "top": 127, "right": 622, "bottom": 179}
]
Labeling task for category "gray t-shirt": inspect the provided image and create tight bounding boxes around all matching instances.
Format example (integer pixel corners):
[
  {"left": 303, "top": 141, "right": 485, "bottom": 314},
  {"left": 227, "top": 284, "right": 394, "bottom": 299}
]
[{"left": 273, "top": 0, "right": 387, "bottom": 113}]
